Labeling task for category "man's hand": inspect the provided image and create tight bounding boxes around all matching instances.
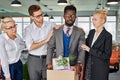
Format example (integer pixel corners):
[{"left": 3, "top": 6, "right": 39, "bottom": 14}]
[
  {"left": 45, "top": 30, "right": 53, "bottom": 43},
  {"left": 54, "top": 25, "right": 61, "bottom": 29},
  {"left": 71, "top": 64, "right": 82, "bottom": 74},
  {"left": 47, "top": 64, "right": 53, "bottom": 70}
]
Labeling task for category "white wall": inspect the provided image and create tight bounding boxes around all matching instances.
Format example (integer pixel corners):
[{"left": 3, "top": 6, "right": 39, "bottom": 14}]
[{"left": 116, "top": 6, "right": 120, "bottom": 43}]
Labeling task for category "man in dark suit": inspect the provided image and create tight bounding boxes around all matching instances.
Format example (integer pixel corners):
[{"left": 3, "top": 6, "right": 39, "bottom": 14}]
[{"left": 46, "top": 5, "right": 85, "bottom": 73}]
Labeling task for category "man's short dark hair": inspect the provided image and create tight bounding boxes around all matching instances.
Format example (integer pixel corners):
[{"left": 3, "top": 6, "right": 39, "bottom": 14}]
[
  {"left": 64, "top": 5, "right": 76, "bottom": 14},
  {"left": 28, "top": 5, "right": 41, "bottom": 16}
]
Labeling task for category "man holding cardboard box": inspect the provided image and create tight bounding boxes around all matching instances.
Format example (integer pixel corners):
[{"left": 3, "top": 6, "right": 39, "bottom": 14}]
[{"left": 46, "top": 5, "right": 85, "bottom": 78}]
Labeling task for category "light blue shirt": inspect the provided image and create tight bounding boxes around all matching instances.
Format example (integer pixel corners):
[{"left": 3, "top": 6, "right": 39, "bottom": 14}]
[{"left": 24, "top": 21, "right": 55, "bottom": 56}]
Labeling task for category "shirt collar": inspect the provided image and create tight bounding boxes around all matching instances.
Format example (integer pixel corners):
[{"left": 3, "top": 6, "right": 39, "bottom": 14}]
[
  {"left": 32, "top": 22, "right": 45, "bottom": 30},
  {"left": 63, "top": 25, "right": 73, "bottom": 30},
  {"left": 3, "top": 33, "right": 9, "bottom": 40},
  {"left": 3, "top": 33, "right": 17, "bottom": 40}
]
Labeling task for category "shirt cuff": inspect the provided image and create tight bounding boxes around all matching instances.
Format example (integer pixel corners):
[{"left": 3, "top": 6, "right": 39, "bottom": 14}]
[{"left": 5, "top": 73, "right": 10, "bottom": 78}]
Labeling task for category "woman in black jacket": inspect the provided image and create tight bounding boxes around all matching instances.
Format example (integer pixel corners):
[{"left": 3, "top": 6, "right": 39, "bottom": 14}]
[{"left": 81, "top": 9, "right": 112, "bottom": 80}]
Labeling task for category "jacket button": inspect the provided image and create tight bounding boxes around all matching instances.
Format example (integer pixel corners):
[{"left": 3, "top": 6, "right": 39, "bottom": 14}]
[{"left": 91, "top": 62, "right": 93, "bottom": 64}]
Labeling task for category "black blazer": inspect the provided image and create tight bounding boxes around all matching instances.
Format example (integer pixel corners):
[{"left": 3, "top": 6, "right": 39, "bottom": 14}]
[{"left": 84, "top": 27, "right": 112, "bottom": 80}]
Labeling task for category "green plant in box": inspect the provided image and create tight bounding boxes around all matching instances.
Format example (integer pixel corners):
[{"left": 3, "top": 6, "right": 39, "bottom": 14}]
[
  {"left": 56, "top": 56, "right": 69, "bottom": 69},
  {"left": 57, "top": 57, "right": 68, "bottom": 67},
  {"left": 69, "top": 54, "right": 76, "bottom": 61}
]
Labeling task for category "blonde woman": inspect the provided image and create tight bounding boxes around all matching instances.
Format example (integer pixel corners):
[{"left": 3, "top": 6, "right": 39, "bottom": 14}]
[
  {"left": 0, "top": 17, "right": 25, "bottom": 80},
  {"left": 81, "top": 9, "right": 112, "bottom": 80}
]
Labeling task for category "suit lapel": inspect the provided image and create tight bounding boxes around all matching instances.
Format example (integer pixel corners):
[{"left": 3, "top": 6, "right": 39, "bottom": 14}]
[
  {"left": 92, "top": 28, "right": 105, "bottom": 47},
  {"left": 69, "top": 26, "right": 76, "bottom": 48},
  {"left": 89, "top": 30, "right": 95, "bottom": 47},
  {"left": 58, "top": 26, "right": 64, "bottom": 50}
]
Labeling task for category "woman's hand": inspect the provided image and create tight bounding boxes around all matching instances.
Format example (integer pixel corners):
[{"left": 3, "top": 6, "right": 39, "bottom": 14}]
[
  {"left": 5, "top": 78, "right": 11, "bottom": 80},
  {"left": 81, "top": 44, "right": 90, "bottom": 52}
]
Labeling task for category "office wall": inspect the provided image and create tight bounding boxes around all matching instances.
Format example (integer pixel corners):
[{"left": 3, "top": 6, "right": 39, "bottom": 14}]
[{"left": 116, "top": 7, "right": 120, "bottom": 42}]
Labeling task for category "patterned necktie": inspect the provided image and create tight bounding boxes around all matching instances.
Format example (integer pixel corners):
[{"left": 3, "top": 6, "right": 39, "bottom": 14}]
[{"left": 66, "top": 28, "right": 70, "bottom": 36}]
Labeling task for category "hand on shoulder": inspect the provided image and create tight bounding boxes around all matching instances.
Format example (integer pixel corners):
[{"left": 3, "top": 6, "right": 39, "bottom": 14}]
[{"left": 54, "top": 25, "right": 62, "bottom": 29}]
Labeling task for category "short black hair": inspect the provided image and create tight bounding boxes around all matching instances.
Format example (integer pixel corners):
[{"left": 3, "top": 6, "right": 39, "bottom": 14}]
[{"left": 64, "top": 5, "right": 76, "bottom": 14}]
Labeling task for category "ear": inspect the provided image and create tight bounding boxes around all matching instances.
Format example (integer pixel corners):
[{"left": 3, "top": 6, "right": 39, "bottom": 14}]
[
  {"left": 30, "top": 16, "right": 34, "bottom": 20},
  {"left": 102, "top": 19, "right": 105, "bottom": 24},
  {"left": 3, "top": 28, "right": 7, "bottom": 33},
  {"left": 63, "top": 15, "right": 65, "bottom": 19}
]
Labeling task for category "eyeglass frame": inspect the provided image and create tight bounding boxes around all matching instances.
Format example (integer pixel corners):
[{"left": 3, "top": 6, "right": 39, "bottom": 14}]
[
  {"left": 33, "top": 13, "right": 43, "bottom": 19},
  {"left": 5, "top": 24, "right": 17, "bottom": 30},
  {"left": 64, "top": 14, "right": 76, "bottom": 18}
]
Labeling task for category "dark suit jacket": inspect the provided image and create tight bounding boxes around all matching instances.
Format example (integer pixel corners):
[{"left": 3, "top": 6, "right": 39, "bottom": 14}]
[
  {"left": 84, "top": 28, "right": 112, "bottom": 80},
  {"left": 46, "top": 25, "right": 85, "bottom": 66}
]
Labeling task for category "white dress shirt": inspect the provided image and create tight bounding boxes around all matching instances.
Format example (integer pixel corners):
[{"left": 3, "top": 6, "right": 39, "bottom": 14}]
[
  {"left": 24, "top": 21, "right": 55, "bottom": 56},
  {"left": 63, "top": 25, "right": 73, "bottom": 36},
  {"left": 0, "top": 33, "right": 25, "bottom": 78}
]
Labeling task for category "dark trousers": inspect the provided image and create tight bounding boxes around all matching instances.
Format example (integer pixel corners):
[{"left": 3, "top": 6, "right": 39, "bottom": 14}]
[
  {"left": 1, "top": 60, "right": 23, "bottom": 80},
  {"left": 27, "top": 54, "right": 47, "bottom": 80}
]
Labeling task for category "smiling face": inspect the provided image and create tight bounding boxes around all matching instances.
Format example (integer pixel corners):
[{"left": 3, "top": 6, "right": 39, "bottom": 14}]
[{"left": 64, "top": 10, "right": 76, "bottom": 27}]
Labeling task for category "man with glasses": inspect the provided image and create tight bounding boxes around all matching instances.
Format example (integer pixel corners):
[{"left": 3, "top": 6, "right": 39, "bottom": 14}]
[
  {"left": 24, "top": 5, "right": 56, "bottom": 80},
  {"left": 46, "top": 5, "right": 85, "bottom": 77},
  {"left": 0, "top": 17, "right": 25, "bottom": 80}
]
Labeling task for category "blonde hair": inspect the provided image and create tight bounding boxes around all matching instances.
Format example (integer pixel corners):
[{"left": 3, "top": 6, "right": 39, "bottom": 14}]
[
  {"left": 0, "top": 17, "right": 15, "bottom": 30},
  {"left": 94, "top": 9, "right": 108, "bottom": 23}
]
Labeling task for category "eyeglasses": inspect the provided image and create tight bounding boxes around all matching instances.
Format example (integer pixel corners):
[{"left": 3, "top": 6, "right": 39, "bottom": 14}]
[
  {"left": 34, "top": 13, "right": 43, "bottom": 19},
  {"left": 5, "top": 24, "right": 17, "bottom": 30},
  {"left": 65, "top": 14, "right": 76, "bottom": 18}
]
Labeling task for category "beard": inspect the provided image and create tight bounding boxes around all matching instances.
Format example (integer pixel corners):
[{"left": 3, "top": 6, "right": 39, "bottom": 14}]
[{"left": 65, "top": 21, "right": 74, "bottom": 27}]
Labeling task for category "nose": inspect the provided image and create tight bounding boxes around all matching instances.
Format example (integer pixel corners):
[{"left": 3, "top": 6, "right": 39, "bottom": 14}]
[
  {"left": 68, "top": 16, "right": 73, "bottom": 20},
  {"left": 11, "top": 27, "right": 16, "bottom": 32}
]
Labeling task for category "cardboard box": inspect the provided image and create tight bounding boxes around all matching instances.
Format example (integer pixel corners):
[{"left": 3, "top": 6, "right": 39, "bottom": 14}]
[{"left": 47, "top": 70, "right": 78, "bottom": 80}]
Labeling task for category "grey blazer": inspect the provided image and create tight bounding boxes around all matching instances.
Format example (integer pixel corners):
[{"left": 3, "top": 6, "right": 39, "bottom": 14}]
[{"left": 46, "top": 25, "right": 85, "bottom": 66}]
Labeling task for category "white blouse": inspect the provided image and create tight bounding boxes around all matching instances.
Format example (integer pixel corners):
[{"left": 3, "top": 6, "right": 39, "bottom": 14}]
[
  {"left": 0, "top": 33, "right": 25, "bottom": 78},
  {"left": 91, "top": 29, "right": 103, "bottom": 47}
]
